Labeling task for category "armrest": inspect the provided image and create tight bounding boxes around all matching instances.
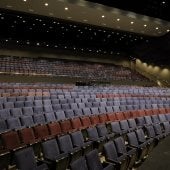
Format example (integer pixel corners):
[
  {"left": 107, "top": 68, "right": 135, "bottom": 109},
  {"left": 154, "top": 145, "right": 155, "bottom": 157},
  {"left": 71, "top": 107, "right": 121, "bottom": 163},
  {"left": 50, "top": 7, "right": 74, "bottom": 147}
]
[{"left": 106, "top": 158, "right": 121, "bottom": 165}]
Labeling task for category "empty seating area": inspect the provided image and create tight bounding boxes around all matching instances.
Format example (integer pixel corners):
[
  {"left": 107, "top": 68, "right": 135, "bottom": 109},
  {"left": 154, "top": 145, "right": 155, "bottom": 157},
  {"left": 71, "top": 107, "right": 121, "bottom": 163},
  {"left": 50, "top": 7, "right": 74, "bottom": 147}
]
[
  {"left": 0, "top": 56, "right": 149, "bottom": 82},
  {"left": 0, "top": 83, "right": 170, "bottom": 169}
]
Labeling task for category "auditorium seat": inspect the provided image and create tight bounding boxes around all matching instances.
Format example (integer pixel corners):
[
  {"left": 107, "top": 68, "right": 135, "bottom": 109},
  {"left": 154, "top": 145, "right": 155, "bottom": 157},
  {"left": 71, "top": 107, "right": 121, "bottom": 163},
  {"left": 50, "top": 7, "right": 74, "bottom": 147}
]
[
  {"left": 14, "top": 147, "right": 48, "bottom": 170},
  {"left": 114, "top": 136, "right": 137, "bottom": 169},
  {"left": 22, "top": 107, "right": 34, "bottom": 116},
  {"left": 135, "top": 117, "right": 146, "bottom": 127},
  {"left": 65, "top": 110, "right": 75, "bottom": 118},
  {"left": 33, "top": 124, "right": 51, "bottom": 140},
  {"left": 135, "top": 129, "right": 154, "bottom": 154},
  {"left": 151, "top": 115, "right": 160, "bottom": 124},
  {"left": 83, "top": 108, "right": 92, "bottom": 116},
  {"left": 70, "top": 131, "right": 93, "bottom": 154},
  {"left": 1, "top": 131, "right": 25, "bottom": 151},
  {"left": 57, "top": 134, "right": 82, "bottom": 163},
  {"left": 86, "top": 126, "right": 106, "bottom": 151},
  {"left": 119, "top": 120, "right": 133, "bottom": 132},
  {"left": 0, "top": 120, "right": 8, "bottom": 133},
  {"left": 127, "top": 132, "right": 148, "bottom": 161},
  {"left": 144, "top": 116, "right": 153, "bottom": 126},
  {"left": 74, "top": 108, "right": 83, "bottom": 117},
  {"left": 0, "top": 109, "right": 11, "bottom": 120},
  {"left": 70, "top": 156, "right": 88, "bottom": 170},
  {"left": 127, "top": 118, "right": 137, "bottom": 130},
  {"left": 60, "top": 119, "right": 73, "bottom": 133},
  {"left": 162, "top": 122, "right": 170, "bottom": 135},
  {"left": 44, "top": 105, "right": 53, "bottom": 113},
  {"left": 96, "top": 124, "right": 115, "bottom": 140},
  {"left": 55, "top": 111, "right": 66, "bottom": 120},
  {"left": 71, "top": 117, "right": 83, "bottom": 130},
  {"left": 110, "top": 122, "right": 126, "bottom": 135},
  {"left": 47, "top": 122, "right": 62, "bottom": 137},
  {"left": 41, "top": 138, "right": 69, "bottom": 170},
  {"left": 14, "top": 101, "right": 24, "bottom": 108},
  {"left": 10, "top": 108, "right": 23, "bottom": 117},
  {"left": 80, "top": 116, "right": 92, "bottom": 128},
  {"left": 20, "top": 115, "right": 35, "bottom": 127},
  {"left": 33, "top": 114, "right": 46, "bottom": 124},
  {"left": 103, "top": 141, "right": 128, "bottom": 169},
  {"left": 86, "top": 149, "right": 114, "bottom": 170},
  {"left": 19, "top": 127, "right": 40, "bottom": 145},
  {"left": 7, "top": 117, "right": 23, "bottom": 130}
]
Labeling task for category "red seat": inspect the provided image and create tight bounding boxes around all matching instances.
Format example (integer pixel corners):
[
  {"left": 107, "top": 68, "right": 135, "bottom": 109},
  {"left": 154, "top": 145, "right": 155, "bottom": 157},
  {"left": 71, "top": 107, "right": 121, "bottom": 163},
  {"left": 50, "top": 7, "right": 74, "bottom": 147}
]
[
  {"left": 80, "top": 116, "right": 92, "bottom": 128},
  {"left": 71, "top": 117, "right": 83, "bottom": 130},
  {"left": 1, "top": 131, "right": 24, "bottom": 151},
  {"left": 47, "top": 122, "right": 62, "bottom": 136},
  {"left": 123, "top": 111, "right": 131, "bottom": 119},
  {"left": 33, "top": 124, "right": 50, "bottom": 140},
  {"left": 152, "top": 109, "right": 159, "bottom": 115},
  {"left": 98, "top": 114, "right": 108, "bottom": 123},
  {"left": 166, "top": 108, "right": 170, "bottom": 113},
  {"left": 60, "top": 119, "right": 73, "bottom": 133},
  {"left": 159, "top": 108, "right": 166, "bottom": 114},
  {"left": 138, "top": 110, "right": 146, "bottom": 117},
  {"left": 115, "top": 112, "right": 125, "bottom": 120},
  {"left": 145, "top": 109, "right": 153, "bottom": 116},
  {"left": 130, "top": 110, "right": 139, "bottom": 118},
  {"left": 90, "top": 115, "right": 100, "bottom": 125},
  {"left": 106, "top": 113, "right": 117, "bottom": 122},
  {"left": 19, "top": 128, "right": 39, "bottom": 145}
]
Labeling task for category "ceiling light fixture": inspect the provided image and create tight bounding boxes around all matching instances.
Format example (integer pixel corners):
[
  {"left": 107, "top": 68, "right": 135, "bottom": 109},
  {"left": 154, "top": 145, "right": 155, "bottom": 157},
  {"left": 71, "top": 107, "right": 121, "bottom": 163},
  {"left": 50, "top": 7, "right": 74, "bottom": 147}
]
[
  {"left": 156, "top": 27, "right": 159, "bottom": 30},
  {"left": 167, "top": 29, "right": 170, "bottom": 32},
  {"left": 102, "top": 15, "right": 105, "bottom": 18},
  {"left": 144, "top": 24, "right": 147, "bottom": 27},
  {"left": 44, "top": 3, "right": 48, "bottom": 6},
  {"left": 65, "top": 7, "right": 68, "bottom": 10},
  {"left": 117, "top": 18, "right": 120, "bottom": 21},
  {"left": 130, "top": 21, "right": 134, "bottom": 24},
  {"left": 23, "top": 0, "right": 27, "bottom": 2}
]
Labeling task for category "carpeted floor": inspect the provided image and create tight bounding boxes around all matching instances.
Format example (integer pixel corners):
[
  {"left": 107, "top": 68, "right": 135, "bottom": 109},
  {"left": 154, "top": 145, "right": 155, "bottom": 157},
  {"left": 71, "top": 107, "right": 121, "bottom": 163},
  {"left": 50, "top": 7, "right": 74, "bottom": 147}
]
[{"left": 138, "top": 136, "right": 170, "bottom": 170}]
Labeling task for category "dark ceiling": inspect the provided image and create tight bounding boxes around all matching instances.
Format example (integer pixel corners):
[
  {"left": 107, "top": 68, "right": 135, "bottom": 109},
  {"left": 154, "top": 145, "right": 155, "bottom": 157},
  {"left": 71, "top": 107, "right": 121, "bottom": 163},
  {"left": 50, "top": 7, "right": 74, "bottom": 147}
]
[
  {"left": 86, "top": 0, "right": 170, "bottom": 21},
  {"left": 0, "top": 9, "right": 152, "bottom": 57}
]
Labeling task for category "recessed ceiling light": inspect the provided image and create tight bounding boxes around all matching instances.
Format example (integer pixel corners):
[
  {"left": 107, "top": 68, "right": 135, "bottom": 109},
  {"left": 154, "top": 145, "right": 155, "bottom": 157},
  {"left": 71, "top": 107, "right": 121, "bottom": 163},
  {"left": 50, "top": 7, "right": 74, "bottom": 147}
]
[
  {"left": 117, "top": 18, "right": 120, "bottom": 21},
  {"left": 83, "top": 19, "right": 88, "bottom": 22},
  {"left": 162, "top": 1, "right": 166, "bottom": 4},
  {"left": 102, "top": 15, "right": 105, "bottom": 18},
  {"left": 156, "top": 27, "right": 159, "bottom": 30},
  {"left": 130, "top": 21, "right": 134, "bottom": 24},
  {"left": 65, "top": 7, "right": 68, "bottom": 10},
  {"left": 44, "top": 3, "right": 48, "bottom": 6},
  {"left": 167, "top": 29, "right": 170, "bottom": 32},
  {"left": 36, "top": 43, "right": 40, "bottom": 46},
  {"left": 23, "top": 0, "right": 27, "bottom": 2},
  {"left": 67, "top": 16, "right": 72, "bottom": 19},
  {"left": 144, "top": 24, "right": 147, "bottom": 27}
]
